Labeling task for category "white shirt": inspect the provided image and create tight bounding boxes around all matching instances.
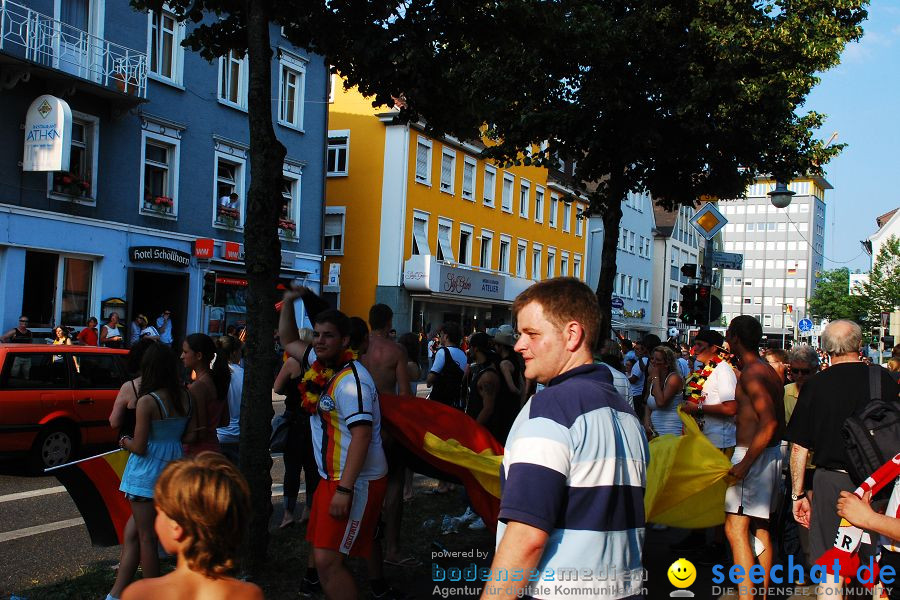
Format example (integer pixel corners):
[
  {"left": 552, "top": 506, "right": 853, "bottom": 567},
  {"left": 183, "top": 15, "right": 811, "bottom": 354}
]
[
  {"left": 217, "top": 364, "right": 244, "bottom": 444},
  {"left": 629, "top": 357, "right": 647, "bottom": 397},
  {"left": 700, "top": 361, "right": 737, "bottom": 448},
  {"left": 430, "top": 346, "right": 468, "bottom": 374},
  {"left": 599, "top": 362, "right": 633, "bottom": 409}
]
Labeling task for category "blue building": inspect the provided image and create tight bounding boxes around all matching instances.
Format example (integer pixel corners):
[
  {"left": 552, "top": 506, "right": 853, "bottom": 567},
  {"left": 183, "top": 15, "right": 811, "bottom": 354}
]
[
  {"left": 0, "top": 0, "right": 327, "bottom": 340},
  {"left": 585, "top": 191, "right": 657, "bottom": 340}
]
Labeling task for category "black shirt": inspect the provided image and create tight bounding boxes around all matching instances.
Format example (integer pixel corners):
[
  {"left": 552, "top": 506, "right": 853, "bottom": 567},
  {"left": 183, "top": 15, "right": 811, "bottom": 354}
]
[{"left": 784, "top": 362, "right": 899, "bottom": 470}]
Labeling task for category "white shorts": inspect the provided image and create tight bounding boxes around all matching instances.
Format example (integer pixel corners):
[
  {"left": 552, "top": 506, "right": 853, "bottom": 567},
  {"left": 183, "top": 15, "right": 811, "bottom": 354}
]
[{"left": 725, "top": 445, "right": 782, "bottom": 520}]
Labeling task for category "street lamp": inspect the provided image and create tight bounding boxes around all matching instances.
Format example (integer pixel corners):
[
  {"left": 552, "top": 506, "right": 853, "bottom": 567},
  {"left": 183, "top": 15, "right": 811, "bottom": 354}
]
[{"left": 768, "top": 181, "right": 795, "bottom": 208}]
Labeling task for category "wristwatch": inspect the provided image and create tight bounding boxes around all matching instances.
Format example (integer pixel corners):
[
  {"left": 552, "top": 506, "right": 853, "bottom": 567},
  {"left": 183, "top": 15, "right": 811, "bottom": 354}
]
[{"left": 791, "top": 491, "right": 806, "bottom": 501}]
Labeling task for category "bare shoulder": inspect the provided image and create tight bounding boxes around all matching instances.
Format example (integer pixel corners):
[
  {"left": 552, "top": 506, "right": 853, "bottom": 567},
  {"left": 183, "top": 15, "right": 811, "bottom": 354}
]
[
  {"left": 220, "top": 577, "right": 264, "bottom": 599},
  {"left": 121, "top": 574, "right": 169, "bottom": 600}
]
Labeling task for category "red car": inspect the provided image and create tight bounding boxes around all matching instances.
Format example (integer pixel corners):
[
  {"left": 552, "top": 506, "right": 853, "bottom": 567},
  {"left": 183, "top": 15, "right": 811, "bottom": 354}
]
[{"left": 0, "top": 344, "right": 128, "bottom": 470}]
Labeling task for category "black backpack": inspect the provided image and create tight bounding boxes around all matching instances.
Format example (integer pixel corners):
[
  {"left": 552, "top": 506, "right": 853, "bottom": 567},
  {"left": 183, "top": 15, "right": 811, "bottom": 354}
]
[
  {"left": 841, "top": 365, "right": 900, "bottom": 497},
  {"left": 430, "top": 347, "right": 465, "bottom": 409}
]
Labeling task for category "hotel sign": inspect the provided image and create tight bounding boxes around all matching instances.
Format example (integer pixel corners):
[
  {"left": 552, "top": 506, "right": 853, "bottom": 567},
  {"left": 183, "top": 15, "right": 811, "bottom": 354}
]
[{"left": 129, "top": 246, "right": 191, "bottom": 268}]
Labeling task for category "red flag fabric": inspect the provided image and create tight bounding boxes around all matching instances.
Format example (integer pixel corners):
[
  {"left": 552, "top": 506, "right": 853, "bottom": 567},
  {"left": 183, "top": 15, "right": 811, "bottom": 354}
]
[
  {"left": 46, "top": 449, "right": 131, "bottom": 547},
  {"left": 380, "top": 394, "right": 504, "bottom": 531}
]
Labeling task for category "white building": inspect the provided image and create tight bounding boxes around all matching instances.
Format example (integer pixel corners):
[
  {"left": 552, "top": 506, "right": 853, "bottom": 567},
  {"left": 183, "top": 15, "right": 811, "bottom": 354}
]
[{"left": 651, "top": 205, "right": 702, "bottom": 338}]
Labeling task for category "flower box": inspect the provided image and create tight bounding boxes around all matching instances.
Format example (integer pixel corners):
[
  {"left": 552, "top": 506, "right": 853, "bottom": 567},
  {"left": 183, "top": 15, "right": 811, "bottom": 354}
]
[
  {"left": 143, "top": 196, "right": 174, "bottom": 215},
  {"left": 53, "top": 171, "right": 90, "bottom": 197},
  {"left": 217, "top": 206, "right": 241, "bottom": 226},
  {"left": 279, "top": 219, "right": 297, "bottom": 237}
]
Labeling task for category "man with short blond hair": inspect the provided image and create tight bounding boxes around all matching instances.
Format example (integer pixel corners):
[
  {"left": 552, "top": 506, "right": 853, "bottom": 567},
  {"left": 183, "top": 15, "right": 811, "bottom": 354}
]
[{"left": 481, "top": 277, "right": 648, "bottom": 600}]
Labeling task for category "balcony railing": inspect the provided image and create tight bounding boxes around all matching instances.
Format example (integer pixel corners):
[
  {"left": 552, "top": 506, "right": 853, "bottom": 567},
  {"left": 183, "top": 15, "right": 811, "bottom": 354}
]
[{"left": 0, "top": 0, "right": 147, "bottom": 98}]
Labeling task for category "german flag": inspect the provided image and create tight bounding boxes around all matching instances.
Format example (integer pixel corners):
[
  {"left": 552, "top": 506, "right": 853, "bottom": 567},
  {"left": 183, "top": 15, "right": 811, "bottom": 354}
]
[
  {"left": 46, "top": 449, "right": 131, "bottom": 547},
  {"left": 380, "top": 394, "right": 504, "bottom": 531}
]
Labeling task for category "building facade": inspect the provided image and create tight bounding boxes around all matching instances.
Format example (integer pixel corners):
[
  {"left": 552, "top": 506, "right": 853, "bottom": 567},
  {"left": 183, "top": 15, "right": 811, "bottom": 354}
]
[
  {"left": 650, "top": 205, "right": 703, "bottom": 338},
  {"left": 718, "top": 177, "right": 830, "bottom": 342},
  {"left": 325, "top": 80, "right": 589, "bottom": 333},
  {"left": 585, "top": 191, "right": 657, "bottom": 340},
  {"left": 0, "top": 0, "right": 328, "bottom": 339}
]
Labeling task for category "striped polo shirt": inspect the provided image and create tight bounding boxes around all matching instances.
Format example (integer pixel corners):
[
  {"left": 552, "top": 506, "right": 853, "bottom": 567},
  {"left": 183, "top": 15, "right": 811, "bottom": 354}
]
[
  {"left": 497, "top": 364, "right": 648, "bottom": 600},
  {"left": 311, "top": 360, "right": 387, "bottom": 482}
]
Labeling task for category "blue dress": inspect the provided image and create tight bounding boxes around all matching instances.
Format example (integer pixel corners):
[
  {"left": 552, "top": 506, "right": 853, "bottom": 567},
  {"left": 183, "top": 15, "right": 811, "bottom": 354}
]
[
  {"left": 648, "top": 372, "right": 684, "bottom": 436},
  {"left": 120, "top": 391, "right": 190, "bottom": 498}
]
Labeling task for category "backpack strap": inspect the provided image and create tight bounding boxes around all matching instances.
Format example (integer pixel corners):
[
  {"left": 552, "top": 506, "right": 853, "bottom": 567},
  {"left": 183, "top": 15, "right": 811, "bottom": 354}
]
[
  {"left": 441, "top": 347, "right": 453, "bottom": 372},
  {"left": 869, "top": 364, "right": 882, "bottom": 402}
]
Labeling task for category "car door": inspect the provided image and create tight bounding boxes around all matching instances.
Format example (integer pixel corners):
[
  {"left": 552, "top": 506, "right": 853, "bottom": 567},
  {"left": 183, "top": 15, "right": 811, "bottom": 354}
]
[{"left": 71, "top": 352, "right": 123, "bottom": 445}]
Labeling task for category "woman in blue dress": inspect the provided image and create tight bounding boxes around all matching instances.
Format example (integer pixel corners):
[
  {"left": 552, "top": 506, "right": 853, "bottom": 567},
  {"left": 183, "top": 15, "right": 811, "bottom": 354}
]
[
  {"left": 645, "top": 345, "right": 685, "bottom": 438},
  {"left": 106, "top": 342, "right": 197, "bottom": 600}
]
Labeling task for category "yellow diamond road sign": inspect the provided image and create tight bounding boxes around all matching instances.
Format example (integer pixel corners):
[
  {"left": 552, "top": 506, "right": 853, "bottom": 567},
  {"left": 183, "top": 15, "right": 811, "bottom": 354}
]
[{"left": 689, "top": 202, "right": 727, "bottom": 241}]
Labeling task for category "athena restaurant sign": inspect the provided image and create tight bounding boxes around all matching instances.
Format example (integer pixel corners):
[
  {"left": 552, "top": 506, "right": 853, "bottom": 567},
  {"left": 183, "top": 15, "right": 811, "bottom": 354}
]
[{"left": 23, "top": 95, "right": 72, "bottom": 172}]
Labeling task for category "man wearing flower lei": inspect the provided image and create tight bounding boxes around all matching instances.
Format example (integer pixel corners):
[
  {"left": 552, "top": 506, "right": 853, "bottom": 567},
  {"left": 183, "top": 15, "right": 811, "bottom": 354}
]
[
  {"left": 279, "top": 287, "right": 388, "bottom": 600},
  {"left": 681, "top": 329, "right": 738, "bottom": 457}
]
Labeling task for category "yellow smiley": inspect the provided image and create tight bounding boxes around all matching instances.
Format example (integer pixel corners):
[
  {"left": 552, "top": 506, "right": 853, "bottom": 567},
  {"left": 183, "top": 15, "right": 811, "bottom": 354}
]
[{"left": 667, "top": 558, "right": 697, "bottom": 588}]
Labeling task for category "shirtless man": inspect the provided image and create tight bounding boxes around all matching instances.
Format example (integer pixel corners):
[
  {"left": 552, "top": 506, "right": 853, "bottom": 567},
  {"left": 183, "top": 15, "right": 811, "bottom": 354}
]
[
  {"left": 724, "top": 315, "right": 785, "bottom": 600},
  {"left": 360, "top": 304, "right": 417, "bottom": 582}
]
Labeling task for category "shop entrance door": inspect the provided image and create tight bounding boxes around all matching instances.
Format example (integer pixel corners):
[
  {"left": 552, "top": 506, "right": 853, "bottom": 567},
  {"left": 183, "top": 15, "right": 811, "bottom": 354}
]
[{"left": 129, "top": 269, "right": 189, "bottom": 345}]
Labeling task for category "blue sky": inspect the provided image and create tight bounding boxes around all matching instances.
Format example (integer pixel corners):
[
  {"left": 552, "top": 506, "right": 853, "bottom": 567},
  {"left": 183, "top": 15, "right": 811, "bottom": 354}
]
[{"left": 805, "top": 1, "right": 900, "bottom": 272}]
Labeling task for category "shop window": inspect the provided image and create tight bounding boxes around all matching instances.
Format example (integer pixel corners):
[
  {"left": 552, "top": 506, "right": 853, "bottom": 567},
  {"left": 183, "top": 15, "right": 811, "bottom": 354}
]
[
  {"left": 278, "top": 51, "right": 306, "bottom": 130},
  {"left": 534, "top": 186, "right": 545, "bottom": 223},
  {"left": 324, "top": 208, "right": 345, "bottom": 255},
  {"left": 459, "top": 225, "right": 473, "bottom": 265},
  {"left": 480, "top": 231, "right": 493, "bottom": 269},
  {"left": 21, "top": 251, "right": 93, "bottom": 328},
  {"left": 412, "top": 213, "right": 431, "bottom": 256},
  {"left": 415, "top": 137, "right": 432, "bottom": 185},
  {"left": 437, "top": 220, "right": 455, "bottom": 262},
  {"left": 49, "top": 113, "right": 98, "bottom": 202},
  {"left": 499, "top": 236, "right": 511, "bottom": 273},
  {"left": 214, "top": 155, "right": 245, "bottom": 228},
  {"left": 148, "top": 6, "right": 185, "bottom": 85},
  {"left": 501, "top": 173, "right": 514, "bottom": 212},
  {"left": 483, "top": 165, "right": 496, "bottom": 206},
  {"left": 461, "top": 157, "right": 476, "bottom": 201},
  {"left": 218, "top": 50, "right": 248, "bottom": 110},
  {"left": 440, "top": 149, "right": 456, "bottom": 194},
  {"left": 327, "top": 132, "right": 349, "bottom": 176}
]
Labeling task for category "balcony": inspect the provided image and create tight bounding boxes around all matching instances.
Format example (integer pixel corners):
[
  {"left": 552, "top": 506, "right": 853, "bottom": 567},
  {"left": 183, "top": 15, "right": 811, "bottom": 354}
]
[{"left": 0, "top": 0, "right": 147, "bottom": 100}]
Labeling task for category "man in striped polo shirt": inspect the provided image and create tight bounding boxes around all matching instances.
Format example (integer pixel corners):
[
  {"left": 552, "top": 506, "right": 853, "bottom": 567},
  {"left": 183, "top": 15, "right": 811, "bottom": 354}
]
[{"left": 482, "top": 277, "right": 649, "bottom": 600}]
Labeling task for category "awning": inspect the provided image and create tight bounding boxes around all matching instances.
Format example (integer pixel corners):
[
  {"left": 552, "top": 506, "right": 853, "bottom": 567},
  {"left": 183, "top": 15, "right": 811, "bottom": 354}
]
[{"left": 408, "top": 292, "right": 511, "bottom": 308}]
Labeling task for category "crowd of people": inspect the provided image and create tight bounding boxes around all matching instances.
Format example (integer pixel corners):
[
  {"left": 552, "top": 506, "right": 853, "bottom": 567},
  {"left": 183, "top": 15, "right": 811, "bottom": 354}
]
[
  {"left": 0, "top": 310, "right": 179, "bottom": 347},
  {"left": 8, "top": 275, "right": 898, "bottom": 600}
]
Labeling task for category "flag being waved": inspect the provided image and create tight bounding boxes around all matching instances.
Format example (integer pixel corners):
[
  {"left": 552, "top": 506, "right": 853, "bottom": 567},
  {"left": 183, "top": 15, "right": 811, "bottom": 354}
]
[{"left": 45, "top": 449, "right": 130, "bottom": 547}]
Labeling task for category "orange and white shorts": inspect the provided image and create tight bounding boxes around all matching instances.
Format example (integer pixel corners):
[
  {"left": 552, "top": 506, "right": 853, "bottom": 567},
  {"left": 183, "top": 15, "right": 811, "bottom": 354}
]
[{"left": 306, "top": 477, "right": 387, "bottom": 557}]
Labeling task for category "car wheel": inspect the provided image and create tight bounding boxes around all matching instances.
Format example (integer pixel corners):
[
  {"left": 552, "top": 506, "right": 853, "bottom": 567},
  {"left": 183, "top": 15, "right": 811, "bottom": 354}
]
[{"left": 31, "top": 424, "right": 77, "bottom": 472}]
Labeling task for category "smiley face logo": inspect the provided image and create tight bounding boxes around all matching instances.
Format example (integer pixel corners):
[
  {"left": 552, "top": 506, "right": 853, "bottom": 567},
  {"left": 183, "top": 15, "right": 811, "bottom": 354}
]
[{"left": 667, "top": 558, "right": 696, "bottom": 589}]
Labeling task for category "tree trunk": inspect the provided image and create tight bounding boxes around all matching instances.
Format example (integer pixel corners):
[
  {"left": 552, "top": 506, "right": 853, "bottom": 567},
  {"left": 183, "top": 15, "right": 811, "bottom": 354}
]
[
  {"left": 240, "top": 0, "right": 286, "bottom": 576},
  {"left": 595, "top": 202, "right": 623, "bottom": 341}
]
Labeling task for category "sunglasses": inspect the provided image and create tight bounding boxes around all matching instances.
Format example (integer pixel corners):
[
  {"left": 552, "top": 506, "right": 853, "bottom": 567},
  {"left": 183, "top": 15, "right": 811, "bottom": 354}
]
[
  {"left": 19, "top": 320, "right": 28, "bottom": 323},
  {"left": 790, "top": 367, "right": 812, "bottom": 376}
]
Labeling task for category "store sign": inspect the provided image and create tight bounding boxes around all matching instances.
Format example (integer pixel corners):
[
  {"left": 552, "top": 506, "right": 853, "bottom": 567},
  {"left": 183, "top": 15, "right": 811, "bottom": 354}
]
[
  {"left": 24, "top": 95, "right": 72, "bottom": 172},
  {"left": 328, "top": 263, "right": 341, "bottom": 286},
  {"left": 129, "top": 246, "right": 190, "bottom": 268},
  {"left": 439, "top": 265, "right": 505, "bottom": 301},
  {"left": 223, "top": 242, "right": 243, "bottom": 261},
  {"left": 194, "top": 238, "right": 214, "bottom": 259},
  {"left": 216, "top": 277, "right": 248, "bottom": 286}
]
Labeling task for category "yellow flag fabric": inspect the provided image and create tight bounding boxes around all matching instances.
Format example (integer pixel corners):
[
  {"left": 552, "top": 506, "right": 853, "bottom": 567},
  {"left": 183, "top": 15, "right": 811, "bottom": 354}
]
[
  {"left": 423, "top": 432, "right": 503, "bottom": 498},
  {"left": 644, "top": 407, "right": 734, "bottom": 528}
]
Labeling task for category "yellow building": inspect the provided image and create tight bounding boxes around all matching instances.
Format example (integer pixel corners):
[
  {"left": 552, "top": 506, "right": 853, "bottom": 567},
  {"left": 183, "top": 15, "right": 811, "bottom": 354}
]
[{"left": 323, "top": 79, "right": 589, "bottom": 333}]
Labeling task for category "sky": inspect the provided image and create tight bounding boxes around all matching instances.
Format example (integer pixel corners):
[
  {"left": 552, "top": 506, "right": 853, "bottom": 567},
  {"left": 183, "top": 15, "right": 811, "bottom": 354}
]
[{"left": 805, "top": 0, "right": 900, "bottom": 272}]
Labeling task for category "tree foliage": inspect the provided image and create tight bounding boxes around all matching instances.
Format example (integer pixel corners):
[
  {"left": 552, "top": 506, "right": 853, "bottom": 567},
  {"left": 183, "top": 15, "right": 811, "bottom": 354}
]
[
  {"left": 864, "top": 235, "right": 900, "bottom": 313},
  {"left": 808, "top": 268, "right": 871, "bottom": 324}
]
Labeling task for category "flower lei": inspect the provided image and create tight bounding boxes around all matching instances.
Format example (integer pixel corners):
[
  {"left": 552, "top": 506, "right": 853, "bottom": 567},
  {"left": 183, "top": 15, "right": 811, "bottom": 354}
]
[
  {"left": 683, "top": 349, "right": 731, "bottom": 430},
  {"left": 297, "top": 349, "right": 358, "bottom": 414}
]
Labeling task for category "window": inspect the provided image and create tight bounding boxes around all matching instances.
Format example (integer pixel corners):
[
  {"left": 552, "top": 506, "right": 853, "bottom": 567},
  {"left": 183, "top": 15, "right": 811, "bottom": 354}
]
[
  {"left": 626, "top": 275, "right": 633, "bottom": 298},
  {"left": 499, "top": 236, "right": 511, "bottom": 273},
  {"left": 140, "top": 134, "right": 179, "bottom": 218},
  {"left": 516, "top": 241, "right": 527, "bottom": 277},
  {"left": 532, "top": 244, "right": 542, "bottom": 280},
  {"left": 148, "top": 7, "right": 184, "bottom": 85},
  {"left": 563, "top": 202, "right": 572, "bottom": 232},
  {"left": 549, "top": 194, "right": 559, "bottom": 228},
  {"left": 546, "top": 248, "right": 556, "bottom": 279},
  {"left": 643, "top": 237, "right": 651, "bottom": 258},
  {"left": 628, "top": 231, "right": 635, "bottom": 253},
  {"left": 21, "top": 251, "right": 94, "bottom": 328},
  {"left": 459, "top": 224, "right": 473, "bottom": 265},
  {"left": 440, "top": 149, "right": 456, "bottom": 194},
  {"left": 327, "top": 131, "right": 349, "bottom": 176},
  {"left": 483, "top": 165, "right": 496, "bottom": 206},
  {"left": 767, "top": 222, "right": 776, "bottom": 232},
  {"left": 1, "top": 353, "right": 69, "bottom": 389},
  {"left": 501, "top": 173, "right": 514, "bottom": 212},
  {"left": 73, "top": 354, "right": 124, "bottom": 389},
  {"left": 573, "top": 255, "right": 582, "bottom": 279},
  {"left": 218, "top": 51, "right": 248, "bottom": 109},
  {"left": 519, "top": 180, "right": 530, "bottom": 218},
  {"left": 744, "top": 298, "right": 752, "bottom": 304},
  {"left": 480, "top": 230, "right": 493, "bottom": 269},
  {"left": 560, "top": 252, "right": 569, "bottom": 277},
  {"left": 437, "top": 219, "right": 455, "bottom": 262},
  {"left": 415, "top": 137, "right": 432, "bottom": 185},
  {"left": 534, "top": 186, "right": 545, "bottom": 223},
  {"left": 576, "top": 206, "right": 584, "bottom": 236},
  {"left": 280, "top": 170, "right": 301, "bottom": 237},
  {"left": 462, "top": 157, "right": 476, "bottom": 201},
  {"left": 277, "top": 51, "right": 306, "bottom": 129},
  {"left": 746, "top": 223, "right": 755, "bottom": 232},
  {"left": 214, "top": 153, "right": 245, "bottom": 228},
  {"left": 324, "top": 207, "right": 345, "bottom": 254},
  {"left": 50, "top": 113, "right": 99, "bottom": 202},
  {"left": 412, "top": 212, "right": 431, "bottom": 256},
  {"left": 764, "top": 314, "right": 773, "bottom": 326}
]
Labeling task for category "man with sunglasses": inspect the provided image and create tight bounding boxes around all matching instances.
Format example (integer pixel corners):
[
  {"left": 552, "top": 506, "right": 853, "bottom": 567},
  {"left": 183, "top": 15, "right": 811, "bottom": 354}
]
[
  {"left": 682, "top": 329, "right": 738, "bottom": 455},
  {"left": 1, "top": 316, "right": 33, "bottom": 343}
]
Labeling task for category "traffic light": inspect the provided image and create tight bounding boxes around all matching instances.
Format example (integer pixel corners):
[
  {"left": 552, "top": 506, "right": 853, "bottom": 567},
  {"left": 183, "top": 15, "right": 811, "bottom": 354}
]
[
  {"left": 679, "top": 285, "right": 697, "bottom": 324},
  {"left": 680, "top": 263, "right": 698, "bottom": 279},
  {"left": 883, "top": 335, "right": 895, "bottom": 348},
  {"left": 202, "top": 271, "right": 217, "bottom": 305}
]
